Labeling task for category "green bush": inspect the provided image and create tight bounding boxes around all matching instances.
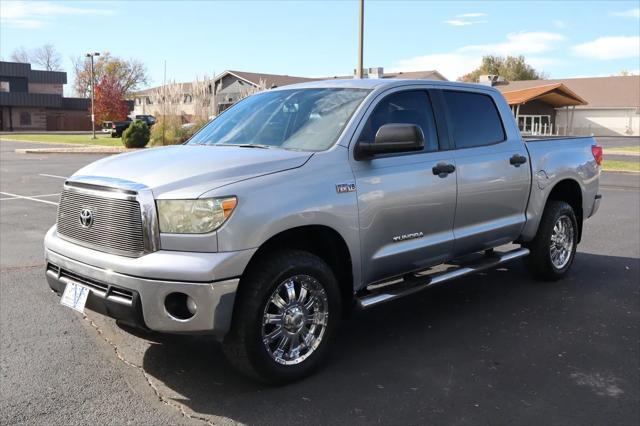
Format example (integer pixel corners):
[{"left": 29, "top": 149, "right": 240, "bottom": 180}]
[
  {"left": 150, "top": 117, "right": 208, "bottom": 146},
  {"left": 122, "top": 120, "right": 150, "bottom": 148}
]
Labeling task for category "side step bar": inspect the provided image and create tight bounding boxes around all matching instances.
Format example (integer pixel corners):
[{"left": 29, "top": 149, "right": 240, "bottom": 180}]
[{"left": 356, "top": 247, "right": 530, "bottom": 310}]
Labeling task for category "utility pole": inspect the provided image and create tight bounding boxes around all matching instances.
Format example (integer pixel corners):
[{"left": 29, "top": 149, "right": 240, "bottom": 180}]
[
  {"left": 86, "top": 52, "right": 100, "bottom": 139},
  {"left": 162, "top": 60, "right": 166, "bottom": 146},
  {"left": 357, "top": 0, "right": 364, "bottom": 79}
]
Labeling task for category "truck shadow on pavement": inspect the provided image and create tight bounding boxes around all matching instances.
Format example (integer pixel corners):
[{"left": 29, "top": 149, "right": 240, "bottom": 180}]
[{"left": 138, "top": 252, "right": 639, "bottom": 425}]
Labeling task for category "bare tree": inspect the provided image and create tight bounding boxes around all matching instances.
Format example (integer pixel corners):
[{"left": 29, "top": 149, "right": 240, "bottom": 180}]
[
  {"left": 10, "top": 46, "right": 30, "bottom": 63},
  {"left": 32, "top": 44, "right": 63, "bottom": 71},
  {"left": 151, "top": 80, "right": 183, "bottom": 118},
  {"left": 191, "top": 75, "right": 215, "bottom": 120},
  {"left": 72, "top": 52, "right": 149, "bottom": 98},
  {"left": 238, "top": 78, "right": 268, "bottom": 101}
]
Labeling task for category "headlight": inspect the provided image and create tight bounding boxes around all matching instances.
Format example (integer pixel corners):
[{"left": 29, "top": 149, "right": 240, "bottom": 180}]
[{"left": 156, "top": 197, "right": 237, "bottom": 234}]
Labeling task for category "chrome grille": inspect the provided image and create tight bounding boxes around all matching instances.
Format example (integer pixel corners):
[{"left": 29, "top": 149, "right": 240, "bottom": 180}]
[{"left": 57, "top": 187, "right": 145, "bottom": 257}]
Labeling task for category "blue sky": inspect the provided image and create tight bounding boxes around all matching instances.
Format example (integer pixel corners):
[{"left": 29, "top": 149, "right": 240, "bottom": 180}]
[{"left": 1, "top": 0, "right": 639, "bottom": 92}]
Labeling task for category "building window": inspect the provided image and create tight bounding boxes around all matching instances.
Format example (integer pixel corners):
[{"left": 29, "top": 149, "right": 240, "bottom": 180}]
[
  {"left": 135, "top": 98, "right": 141, "bottom": 105},
  {"left": 145, "top": 96, "right": 152, "bottom": 105},
  {"left": 183, "top": 94, "right": 193, "bottom": 104},
  {"left": 20, "top": 112, "right": 31, "bottom": 126},
  {"left": 0, "top": 81, "right": 9, "bottom": 92}
]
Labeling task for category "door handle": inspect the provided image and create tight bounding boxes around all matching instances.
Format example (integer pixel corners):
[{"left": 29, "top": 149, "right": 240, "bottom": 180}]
[
  {"left": 432, "top": 163, "right": 456, "bottom": 176},
  {"left": 510, "top": 154, "right": 527, "bottom": 167}
]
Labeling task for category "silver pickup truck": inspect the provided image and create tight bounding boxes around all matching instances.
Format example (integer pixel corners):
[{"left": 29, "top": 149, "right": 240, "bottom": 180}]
[{"left": 45, "top": 79, "right": 602, "bottom": 383}]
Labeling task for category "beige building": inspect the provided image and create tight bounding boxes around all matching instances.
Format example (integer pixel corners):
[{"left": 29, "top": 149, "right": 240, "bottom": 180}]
[{"left": 494, "top": 75, "right": 640, "bottom": 136}]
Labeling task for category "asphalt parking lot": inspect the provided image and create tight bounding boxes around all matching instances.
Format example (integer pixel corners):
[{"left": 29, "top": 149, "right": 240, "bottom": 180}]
[{"left": 1, "top": 139, "right": 638, "bottom": 425}]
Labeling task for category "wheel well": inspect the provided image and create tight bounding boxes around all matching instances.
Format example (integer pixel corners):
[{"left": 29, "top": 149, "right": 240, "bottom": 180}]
[
  {"left": 546, "top": 179, "right": 583, "bottom": 242},
  {"left": 244, "top": 225, "right": 354, "bottom": 313}
]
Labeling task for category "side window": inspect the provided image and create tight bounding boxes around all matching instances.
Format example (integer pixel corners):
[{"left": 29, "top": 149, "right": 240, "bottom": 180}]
[
  {"left": 442, "top": 90, "right": 506, "bottom": 149},
  {"left": 359, "top": 90, "right": 438, "bottom": 152}
]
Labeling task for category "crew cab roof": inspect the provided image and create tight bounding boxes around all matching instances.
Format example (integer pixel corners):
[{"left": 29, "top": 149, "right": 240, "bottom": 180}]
[{"left": 274, "top": 78, "right": 501, "bottom": 94}]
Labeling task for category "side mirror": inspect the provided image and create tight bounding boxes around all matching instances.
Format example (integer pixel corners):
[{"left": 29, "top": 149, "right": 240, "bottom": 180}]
[{"left": 355, "top": 123, "right": 425, "bottom": 160}]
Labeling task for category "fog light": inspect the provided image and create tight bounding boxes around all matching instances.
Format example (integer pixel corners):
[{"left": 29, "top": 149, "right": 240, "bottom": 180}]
[
  {"left": 164, "top": 292, "right": 196, "bottom": 320},
  {"left": 186, "top": 296, "right": 197, "bottom": 315}
]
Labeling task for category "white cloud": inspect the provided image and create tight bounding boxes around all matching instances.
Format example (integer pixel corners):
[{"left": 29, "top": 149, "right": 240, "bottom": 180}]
[
  {"left": 0, "top": 1, "right": 113, "bottom": 28},
  {"left": 390, "top": 31, "right": 562, "bottom": 80},
  {"left": 553, "top": 20, "right": 566, "bottom": 29},
  {"left": 460, "top": 32, "right": 565, "bottom": 55},
  {"left": 572, "top": 36, "right": 640, "bottom": 60},
  {"left": 457, "top": 13, "right": 487, "bottom": 18},
  {"left": 611, "top": 8, "right": 640, "bottom": 18},
  {"left": 444, "top": 12, "right": 488, "bottom": 26},
  {"left": 444, "top": 19, "right": 473, "bottom": 26},
  {"left": 391, "top": 53, "right": 482, "bottom": 81},
  {"left": 3, "top": 18, "right": 42, "bottom": 29}
]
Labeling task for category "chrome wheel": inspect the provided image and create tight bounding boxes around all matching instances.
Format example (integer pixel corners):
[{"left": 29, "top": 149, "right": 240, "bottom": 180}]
[
  {"left": 550, "top": 215, "right": 574, "bottom": 269},
  {"left": 261, "top": 274, "right": 329, "bottom": 365}
]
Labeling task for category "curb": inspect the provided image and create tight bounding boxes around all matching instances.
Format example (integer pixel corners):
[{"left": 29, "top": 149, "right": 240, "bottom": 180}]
[
  {"left": 15, "top": 147, "right": 140, "bottom": 154},
  {"left": 602, "top": 169, "right": 640, "bottom": 175},
  {"left": 606, "top": 151, "right": 640, "bottom": 157},
  {"left": 1, "top": 138, "right": 119, "bottom": 147}
]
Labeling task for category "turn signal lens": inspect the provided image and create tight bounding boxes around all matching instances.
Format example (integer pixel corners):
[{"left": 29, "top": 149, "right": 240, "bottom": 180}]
[
  {"left": 591, "top": 145, "right": 603, "bottom": 166},
  {"left": 221, "top": 197, "right": 237, "bottom": 218}
]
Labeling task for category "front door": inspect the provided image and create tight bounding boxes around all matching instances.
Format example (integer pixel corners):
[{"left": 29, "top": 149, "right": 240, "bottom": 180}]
[
  {"left": 440, "top": 89, "right": 531, "bottom": 255},
  {"left": 351, "top": 89, "right": 458, "bottom": 285}
]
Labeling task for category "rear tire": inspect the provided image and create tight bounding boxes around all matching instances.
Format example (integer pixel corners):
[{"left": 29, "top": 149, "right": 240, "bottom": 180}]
[
  {"left": 524, "top": 200, "right": 578, "bottom": 281},
  {"left": 223, "top": 249, "right": 341, "bottom": 384}
]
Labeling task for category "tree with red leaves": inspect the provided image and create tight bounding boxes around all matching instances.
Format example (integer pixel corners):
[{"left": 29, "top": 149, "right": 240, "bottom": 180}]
[{"left": 93, "top": 75, "right": 129, "bottom": 125}]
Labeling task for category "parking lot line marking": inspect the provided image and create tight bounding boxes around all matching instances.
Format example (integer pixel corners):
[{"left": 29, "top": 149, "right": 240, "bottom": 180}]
[
  {"left": 0, "top": 192, "right": 58, "bottom": 206},
  {"left": 0, "top": 193, "right": 59, "bottom": 201},
  {"left": 39, "top": 173, "right": 67, "bottom": 179},
  {"left": 32, "top": 193, "right": 60, "bottom": 198}
]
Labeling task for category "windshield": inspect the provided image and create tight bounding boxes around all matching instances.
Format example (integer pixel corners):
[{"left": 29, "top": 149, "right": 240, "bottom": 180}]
[{"left": 187, "top": 88, "right": 369, "bottom": 151}]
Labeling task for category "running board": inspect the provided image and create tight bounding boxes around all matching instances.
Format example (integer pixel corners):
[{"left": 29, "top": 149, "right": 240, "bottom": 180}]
[{"left": 356, "top": 247, "right": 530, "bottom": 310}]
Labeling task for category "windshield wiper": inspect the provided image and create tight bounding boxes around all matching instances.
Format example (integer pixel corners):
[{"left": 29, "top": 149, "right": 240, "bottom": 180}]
[
  {"left": 236, "top": 144, "right": 272, "bottom": 149},
  {"left": 214, "top": 143, "right": 273, "bottom": 149}
]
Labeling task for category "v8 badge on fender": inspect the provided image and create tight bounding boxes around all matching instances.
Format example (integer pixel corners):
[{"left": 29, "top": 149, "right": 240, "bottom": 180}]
[{"left": 335, "top": 183, "right": 356, "bottom": 193}]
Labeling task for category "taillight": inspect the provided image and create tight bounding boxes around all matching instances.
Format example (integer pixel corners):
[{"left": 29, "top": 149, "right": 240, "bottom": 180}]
[
  {"left": 112, "top": 123, "right": 116, "bottom": 129},
  {"left": 591, "top": 145, "right": 603, "bottom": 166}
]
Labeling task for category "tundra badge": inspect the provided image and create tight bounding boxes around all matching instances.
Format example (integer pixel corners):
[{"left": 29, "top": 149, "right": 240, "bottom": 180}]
[{"left": 393, "top": 232, "right": 424, "bottom": 243}]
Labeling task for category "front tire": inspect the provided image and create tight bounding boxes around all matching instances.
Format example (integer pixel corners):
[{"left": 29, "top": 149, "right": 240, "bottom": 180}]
[
  {"left": 525, "top": 200, "right": 578, "bottom": 281},
  {"left": 223, "top": 250, "right": 341, "bottom": 384}
]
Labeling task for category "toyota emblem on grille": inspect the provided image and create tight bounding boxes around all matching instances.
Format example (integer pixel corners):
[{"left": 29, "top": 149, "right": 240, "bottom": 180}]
[{"left": 79, "top": 208, "right": 94, "bottom": 228}]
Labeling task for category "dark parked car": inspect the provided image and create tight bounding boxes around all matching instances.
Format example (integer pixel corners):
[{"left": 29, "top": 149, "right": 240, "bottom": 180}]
[
  {"left": 110, "top": 118, "right": 132, "bottom": 138},
  {"left": 111, "top": 115, "right": 156, "bottom": 138},
  {"left": 135, "top": 115, "right": 156, "bottom": 127}
]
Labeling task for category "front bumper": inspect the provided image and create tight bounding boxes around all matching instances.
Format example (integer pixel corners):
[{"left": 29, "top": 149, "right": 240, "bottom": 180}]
[{"left": 45, "top": 227, "right": 256, "bottom": 336}]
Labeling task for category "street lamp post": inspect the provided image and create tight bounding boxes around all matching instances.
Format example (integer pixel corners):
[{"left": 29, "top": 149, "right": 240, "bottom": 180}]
[
  {"left": 357, "top": 0, "right": 364, "bottom": 79},
  {"left": 86, "top": 52, "right": 100, "bottom": 139}
]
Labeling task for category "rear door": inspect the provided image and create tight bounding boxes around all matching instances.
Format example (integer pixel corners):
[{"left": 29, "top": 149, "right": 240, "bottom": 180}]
[
  {"left": 351, "top": 88, "right": 457, "bottom": 284},
  {"left": 440, "top": 89, "right": 531, "bottom": 255}
]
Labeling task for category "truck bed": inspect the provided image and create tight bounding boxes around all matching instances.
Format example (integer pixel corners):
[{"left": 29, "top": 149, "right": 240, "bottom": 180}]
[{"left": 523, "top": 136, "right": 595, "bottom": 142}]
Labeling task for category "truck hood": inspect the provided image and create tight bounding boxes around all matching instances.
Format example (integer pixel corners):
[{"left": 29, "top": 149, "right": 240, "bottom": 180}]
[{"left": 71, "top": 145, "right": 313, "bottom": 198}]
